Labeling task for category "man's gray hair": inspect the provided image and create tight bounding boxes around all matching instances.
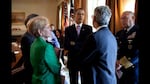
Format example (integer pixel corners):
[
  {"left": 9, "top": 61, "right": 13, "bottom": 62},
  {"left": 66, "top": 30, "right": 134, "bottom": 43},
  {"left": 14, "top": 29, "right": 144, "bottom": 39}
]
[{"left": 94, "top": 5, "right": 112, "bottom": 26}]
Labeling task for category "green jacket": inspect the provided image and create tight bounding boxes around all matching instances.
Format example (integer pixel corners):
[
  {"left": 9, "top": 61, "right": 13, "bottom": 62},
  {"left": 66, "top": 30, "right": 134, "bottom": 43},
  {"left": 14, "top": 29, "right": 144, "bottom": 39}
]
[{"left": 30, "top": 37, "right": 61, "bottom": 84}]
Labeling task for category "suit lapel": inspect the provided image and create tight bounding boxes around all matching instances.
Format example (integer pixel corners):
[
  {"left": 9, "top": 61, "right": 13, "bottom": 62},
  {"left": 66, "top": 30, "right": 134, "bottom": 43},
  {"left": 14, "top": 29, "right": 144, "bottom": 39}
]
[
  {"left": 72, "top": 24, "right": 78, "bottom": 37},
  {"left": 78, "top": 24, "right": 85, "bottom": 37}
]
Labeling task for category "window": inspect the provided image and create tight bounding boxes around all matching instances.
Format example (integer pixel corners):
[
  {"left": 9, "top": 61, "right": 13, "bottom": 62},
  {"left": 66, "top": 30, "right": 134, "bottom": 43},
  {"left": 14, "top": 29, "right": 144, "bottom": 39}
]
[
  {"left": 121, "top": 0, "right": 136, "bottom": 13},
  {"left": 87, "top": 0, "right": 106, "bottom": 27}
]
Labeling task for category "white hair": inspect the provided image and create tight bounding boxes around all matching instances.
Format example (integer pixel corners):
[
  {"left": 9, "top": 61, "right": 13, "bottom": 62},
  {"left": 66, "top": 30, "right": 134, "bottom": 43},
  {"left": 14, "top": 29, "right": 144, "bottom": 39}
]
[{"left": 94, "top": 5, "right": 112, "bottom": 26}]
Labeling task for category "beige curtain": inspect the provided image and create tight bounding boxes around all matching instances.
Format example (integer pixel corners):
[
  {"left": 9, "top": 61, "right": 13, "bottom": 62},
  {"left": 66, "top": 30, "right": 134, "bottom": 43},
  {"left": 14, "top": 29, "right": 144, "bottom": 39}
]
[
  {"left": 134, "top": 0, "right": 138, "bottom": 24},
  {"left": 81, "top": 0, "right": 88, "bottom": 24},
  {"left": 106, "top": 0, "right": 121, "bottom": 34},
  {"left": 74, "top": 0, "right": 81, "bottom": 10}
]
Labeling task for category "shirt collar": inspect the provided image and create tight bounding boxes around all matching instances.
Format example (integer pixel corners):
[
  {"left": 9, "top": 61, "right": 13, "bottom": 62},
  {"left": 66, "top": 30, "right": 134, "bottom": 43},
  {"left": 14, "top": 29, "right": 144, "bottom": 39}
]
[
  {"left": 75, "top": 23, "right": 83, "bottom": 28},
  {"left": 126, "top": 25, "right": 134, "bottom": 32},
  {"left": 95, "top": 25, "right": 107, "bottom": 32}
]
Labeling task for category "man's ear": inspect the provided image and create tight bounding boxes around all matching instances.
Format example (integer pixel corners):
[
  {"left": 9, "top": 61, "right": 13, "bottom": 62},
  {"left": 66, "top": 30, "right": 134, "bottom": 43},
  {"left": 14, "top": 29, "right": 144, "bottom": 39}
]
[{"left": 92, "top": 16, "right": 97, "bottom": 28}]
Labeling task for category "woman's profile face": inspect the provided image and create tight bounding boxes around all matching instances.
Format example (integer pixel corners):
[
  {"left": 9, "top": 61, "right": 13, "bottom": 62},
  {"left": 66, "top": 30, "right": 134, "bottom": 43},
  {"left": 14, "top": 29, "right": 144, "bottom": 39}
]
[{"left": 41, "top": 24, "right": 51, "bottom": 38}]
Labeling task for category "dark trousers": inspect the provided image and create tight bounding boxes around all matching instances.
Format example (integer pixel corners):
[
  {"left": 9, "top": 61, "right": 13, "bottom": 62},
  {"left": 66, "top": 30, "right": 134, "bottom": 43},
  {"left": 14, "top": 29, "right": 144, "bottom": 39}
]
[
  {"left": 12, "top": 70, "right": 25, "bottom": 84},
  {"left": 68, "top": 67, "right": 79, "bottom": 84},
  {"left": 12, "top": 69, "right": 32, "bottom": 84},
  {"left": 118, "top": 64, "right": 139, "bottom": 84},
  {"left": 80, "top": 68, "right": 94, "bottom": 84}
]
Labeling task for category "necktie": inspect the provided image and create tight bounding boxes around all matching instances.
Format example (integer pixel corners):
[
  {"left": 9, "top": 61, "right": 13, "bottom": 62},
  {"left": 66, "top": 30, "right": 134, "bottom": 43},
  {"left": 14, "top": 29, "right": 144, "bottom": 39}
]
[{"left": 76, "top": 25, "right": 80, "bottom": 35}]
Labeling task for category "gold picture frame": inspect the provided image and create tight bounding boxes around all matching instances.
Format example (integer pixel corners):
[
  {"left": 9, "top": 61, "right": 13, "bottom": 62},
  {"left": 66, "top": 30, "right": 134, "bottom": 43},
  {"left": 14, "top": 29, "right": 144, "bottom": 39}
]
[{"left": 12, "top": 12, "right": 25, "bottom": 24}]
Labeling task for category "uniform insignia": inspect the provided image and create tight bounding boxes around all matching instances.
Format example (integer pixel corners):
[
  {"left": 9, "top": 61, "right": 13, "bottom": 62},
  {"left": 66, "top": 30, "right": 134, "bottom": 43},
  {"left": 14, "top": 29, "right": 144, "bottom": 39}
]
[{"left": 70, "top": 41, "right": 75, "bottom": 46}]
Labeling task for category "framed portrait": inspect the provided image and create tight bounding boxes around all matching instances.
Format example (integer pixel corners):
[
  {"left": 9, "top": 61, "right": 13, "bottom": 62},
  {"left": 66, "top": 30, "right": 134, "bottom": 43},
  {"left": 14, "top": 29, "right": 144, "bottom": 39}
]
[{"left": 12, "top": 12, "right": 25, "bottom": 24}]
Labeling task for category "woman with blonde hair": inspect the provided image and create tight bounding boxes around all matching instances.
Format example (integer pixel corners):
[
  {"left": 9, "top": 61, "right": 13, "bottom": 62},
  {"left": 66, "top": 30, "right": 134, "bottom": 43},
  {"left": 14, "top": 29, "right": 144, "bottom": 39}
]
[{"left": 28, "top": 16, "right": 61, "bottom": 84}]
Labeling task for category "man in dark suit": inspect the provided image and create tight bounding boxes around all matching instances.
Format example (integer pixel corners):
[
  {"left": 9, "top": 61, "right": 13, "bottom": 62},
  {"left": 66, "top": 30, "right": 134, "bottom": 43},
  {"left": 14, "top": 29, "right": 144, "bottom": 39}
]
[
  {"left": 115, "top": 11, "right": 139, "bottom": 84},
  {"left": 12, "top": 14, "right": 39, "bottom": 84},
  {"left": 19, "top": 14, "right": 39, "bottom": 84},
  {"left": 64, "top": 8, "right": 92, "bottom": 84},
  {"left": 78, "top": 6, "right": 118, "bottom": 84}
]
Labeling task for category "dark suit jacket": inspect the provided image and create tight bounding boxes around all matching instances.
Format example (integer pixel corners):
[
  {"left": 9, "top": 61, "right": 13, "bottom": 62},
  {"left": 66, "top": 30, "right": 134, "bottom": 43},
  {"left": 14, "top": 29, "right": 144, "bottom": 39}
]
[
  {"left": 21, "top": 32, "right": 35, "bottom": 70},
  {"left": 79, "top": 27, "right": 118, "bottom": 84},
  {"left": 64, "top": 24, "right": 92, "bottom": 68},
  {"left": 17, "top": 31, "right": 35, "bottom": 83}
]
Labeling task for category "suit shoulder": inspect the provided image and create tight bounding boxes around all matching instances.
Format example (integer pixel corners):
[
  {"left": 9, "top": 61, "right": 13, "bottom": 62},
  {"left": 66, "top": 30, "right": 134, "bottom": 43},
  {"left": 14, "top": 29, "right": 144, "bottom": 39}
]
[
  {"left": 65, "top": 25, "right": 74, "bottom": 30},
  {"left": 83, "top": 24, "right": 92, "bottom": 28}
]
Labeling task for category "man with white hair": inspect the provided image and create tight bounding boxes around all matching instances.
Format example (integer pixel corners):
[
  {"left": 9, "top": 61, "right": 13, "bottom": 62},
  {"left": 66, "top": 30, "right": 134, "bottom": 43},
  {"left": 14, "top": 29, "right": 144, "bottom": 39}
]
[{"left": 116, "top": 11, "right": 139, "bottom": 84}]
